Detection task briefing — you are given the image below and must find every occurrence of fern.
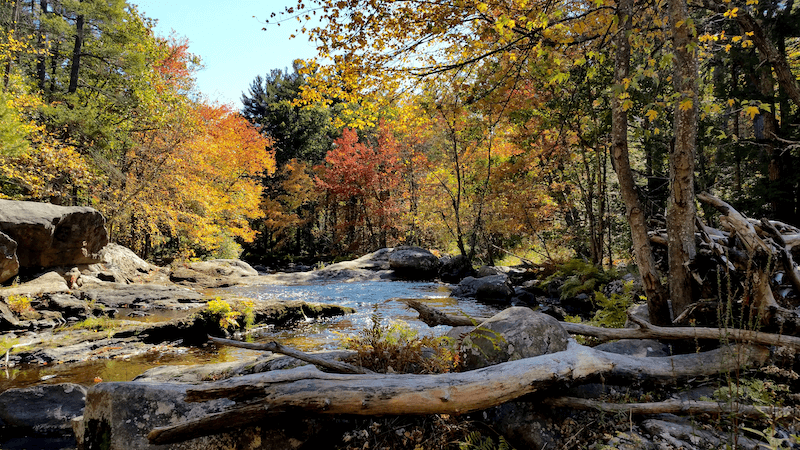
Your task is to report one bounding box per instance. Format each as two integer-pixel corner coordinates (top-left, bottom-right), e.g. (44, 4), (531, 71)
(459, 431), (514, 450)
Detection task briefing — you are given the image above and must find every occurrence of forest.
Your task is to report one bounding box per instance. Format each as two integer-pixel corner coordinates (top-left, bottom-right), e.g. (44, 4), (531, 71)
(1, 0), (800, 329)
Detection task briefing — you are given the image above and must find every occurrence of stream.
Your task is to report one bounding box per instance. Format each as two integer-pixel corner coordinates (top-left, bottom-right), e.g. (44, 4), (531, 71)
(0, 280), (502, 391)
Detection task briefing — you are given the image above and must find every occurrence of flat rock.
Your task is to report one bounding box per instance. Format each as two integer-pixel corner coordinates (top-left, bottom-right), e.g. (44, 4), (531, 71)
(594, 339), (671, 357)
(77, 282), (204, 309)
(0, 199), (108, 269)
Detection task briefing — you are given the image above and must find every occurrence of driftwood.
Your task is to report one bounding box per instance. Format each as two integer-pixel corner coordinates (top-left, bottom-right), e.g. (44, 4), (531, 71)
(403, 300), (800, 350)
(208, 336), (373, 374)
(544, 397), (798, 420)
(148, 341), (769, 445)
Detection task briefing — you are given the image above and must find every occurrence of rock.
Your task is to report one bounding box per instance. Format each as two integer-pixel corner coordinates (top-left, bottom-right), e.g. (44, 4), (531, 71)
(388, 246), (440, 279)
(186, 260), (258, 278)
(77, 381), (328, 449)
(594, 339), (671, 357)
(39, 293), (94, 319)
(0, 199), (108, 269)
(438, 254), (474, 283)
(476, 265), (505, 277)
(0, 231), (19, 284)
(0, 383), (87, 436)
(0, 271), (70, 299)
(77, 282), (204, 310)
(450, 274), (514, 301)
(0, 299), (20, 330)
(84, 243), (158, 284)
(481, 401), (561, 450)
(170, 260), (259, 288)
(625, 303), (650, 328)
(451, 307), (570, 370)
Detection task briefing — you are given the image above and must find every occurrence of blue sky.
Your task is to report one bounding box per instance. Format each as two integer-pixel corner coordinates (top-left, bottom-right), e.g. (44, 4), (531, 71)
(131, 0), (319, 107)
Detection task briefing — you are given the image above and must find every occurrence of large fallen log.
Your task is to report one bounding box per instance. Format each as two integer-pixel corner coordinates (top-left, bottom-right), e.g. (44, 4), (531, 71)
(403, 300), (800, 350)
(147, 342), (769, 445)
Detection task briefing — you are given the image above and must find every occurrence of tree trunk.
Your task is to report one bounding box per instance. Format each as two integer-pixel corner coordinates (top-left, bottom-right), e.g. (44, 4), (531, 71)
(610, 0), (670, 325)
(148, 342), (770, 445)
(666, 0), (699, 319)
(68, 12), (84, 94)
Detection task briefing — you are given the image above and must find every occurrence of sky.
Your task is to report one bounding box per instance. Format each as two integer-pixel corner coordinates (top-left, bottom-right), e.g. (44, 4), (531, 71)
(131, 0), (320, 108)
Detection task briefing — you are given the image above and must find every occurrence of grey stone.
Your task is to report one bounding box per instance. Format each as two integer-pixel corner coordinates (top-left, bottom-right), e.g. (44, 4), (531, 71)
(0, 383), (87, 435)
(0, 199), (108, 269)
(438, 254), (474, 283)
(451, 274), (514, 300)
(77, 283), (204, 309)
(455, 307), (570, 369)
(0, 230), (19, 284)
(388, 246), (440, 279)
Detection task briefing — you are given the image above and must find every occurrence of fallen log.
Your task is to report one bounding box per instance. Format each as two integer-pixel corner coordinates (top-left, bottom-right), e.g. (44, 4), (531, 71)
(545, 397), (797, 420)
(208, 336), (373, 374)
(148, 342), (769, 445)
(403, 300), (800, 350)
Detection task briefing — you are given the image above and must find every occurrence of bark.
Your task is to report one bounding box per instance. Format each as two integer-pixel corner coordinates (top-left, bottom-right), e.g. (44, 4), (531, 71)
(148, 342), (769, 445)
(209, 336), (373, 374)
(544, 397), (798, 419)
(68, 12), (84, 94)
(666, 0), (699, 319)
(402, 300), (800, 350)
(611, 0), (670, 325)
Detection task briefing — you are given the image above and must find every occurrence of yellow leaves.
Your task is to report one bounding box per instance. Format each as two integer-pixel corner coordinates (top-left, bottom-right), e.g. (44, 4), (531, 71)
(723, 7), (739, 18)
(679, 98), (694, 111)
(744, 105), (760, 120)
(645, 109), (659, 121)
(476, 2), (488, 13)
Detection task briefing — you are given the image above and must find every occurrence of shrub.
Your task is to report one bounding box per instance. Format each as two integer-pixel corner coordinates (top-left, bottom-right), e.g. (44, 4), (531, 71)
(341, 307), (457, 374)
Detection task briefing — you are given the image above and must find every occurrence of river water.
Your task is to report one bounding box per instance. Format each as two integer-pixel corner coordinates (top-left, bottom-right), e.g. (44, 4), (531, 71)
(1, 280), (501, 391)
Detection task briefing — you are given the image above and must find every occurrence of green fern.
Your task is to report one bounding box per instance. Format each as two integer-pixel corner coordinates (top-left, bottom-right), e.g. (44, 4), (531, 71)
(459, 431), (514, 450)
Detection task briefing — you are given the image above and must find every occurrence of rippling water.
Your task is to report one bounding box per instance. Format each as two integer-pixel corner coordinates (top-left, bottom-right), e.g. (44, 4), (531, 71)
(225, 280), (503, 351)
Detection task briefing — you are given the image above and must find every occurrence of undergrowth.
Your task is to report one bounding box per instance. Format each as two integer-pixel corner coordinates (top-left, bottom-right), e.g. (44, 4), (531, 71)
(340, 306), (457, 374)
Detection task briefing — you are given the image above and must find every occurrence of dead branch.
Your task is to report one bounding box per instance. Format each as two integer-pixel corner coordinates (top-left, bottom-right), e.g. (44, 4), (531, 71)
(403, 300), (800, 350)
(148, 342), (769, 445)
(759, 218), (800, 294)
(209, 336), (373, 375)
(545, 397), (798, 420)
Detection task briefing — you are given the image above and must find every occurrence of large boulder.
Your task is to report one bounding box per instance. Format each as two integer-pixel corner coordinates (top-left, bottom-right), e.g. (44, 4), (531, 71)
(0, 199), (108, 270)
(388, 246), (440, 279)
(451, 274), (514, 301)
(438, 254), (474, 283)
(86, 243), (159, 283)
(0, 231), (19, 283)
(0, 383), (87, 436)
(450, 306), (570, 370)
(170, 259), (259, 289)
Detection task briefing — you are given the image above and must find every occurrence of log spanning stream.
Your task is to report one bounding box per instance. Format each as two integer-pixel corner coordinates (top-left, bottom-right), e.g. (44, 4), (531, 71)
(0, 281), (502, 391)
